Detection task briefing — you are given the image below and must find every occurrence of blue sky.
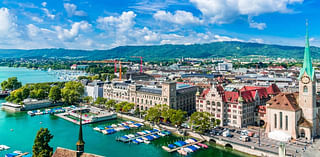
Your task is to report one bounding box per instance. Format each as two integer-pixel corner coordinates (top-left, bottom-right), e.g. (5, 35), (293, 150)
(0, 0), (319, 49)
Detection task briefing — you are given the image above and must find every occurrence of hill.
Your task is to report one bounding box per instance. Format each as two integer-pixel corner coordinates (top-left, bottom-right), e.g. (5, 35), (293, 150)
(0, 41), (318, 60)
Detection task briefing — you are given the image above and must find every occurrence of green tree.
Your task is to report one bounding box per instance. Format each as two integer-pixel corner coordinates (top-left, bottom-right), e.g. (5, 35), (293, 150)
(61, 81), (84, 105)
(37, 89), (47, 100)
(170, 109), (187, 127)
(49, 86), (61, 103)
(122, 103), (135, 112)
(105, 99), (116, 109)
(115, 101), (127, 112)
(83, 96), (93, 104)
(145, 105), (162, 124)
(1, 77), (22, 91)
(32, 128), (54, 157)
(94, 97), (106, 105)
(190, 112), (211, 133)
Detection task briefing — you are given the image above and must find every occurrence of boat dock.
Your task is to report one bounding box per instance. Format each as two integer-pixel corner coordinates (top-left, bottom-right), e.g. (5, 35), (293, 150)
(116, 129), (170, 143)
(162, 139), (205, 153)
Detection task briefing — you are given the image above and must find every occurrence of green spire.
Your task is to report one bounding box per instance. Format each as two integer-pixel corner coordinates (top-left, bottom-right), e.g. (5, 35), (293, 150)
(299, 20), (314, 80)
(76, 112), (85, 151)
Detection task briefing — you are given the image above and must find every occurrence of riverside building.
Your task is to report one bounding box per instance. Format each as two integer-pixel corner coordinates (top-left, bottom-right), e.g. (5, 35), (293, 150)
(103, 80), (197, 114)
(196, 83), (280, 128)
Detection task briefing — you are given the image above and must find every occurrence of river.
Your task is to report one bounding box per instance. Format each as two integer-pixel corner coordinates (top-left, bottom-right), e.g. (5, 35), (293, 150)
(0, 67), (249, 157)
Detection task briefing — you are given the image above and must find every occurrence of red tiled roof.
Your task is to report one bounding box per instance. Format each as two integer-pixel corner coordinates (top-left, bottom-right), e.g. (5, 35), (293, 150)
(52, 147), (103, 157)
(200, 88), (210, 98)
(267, 93), (301, 111)
(266, 84), (281, 95)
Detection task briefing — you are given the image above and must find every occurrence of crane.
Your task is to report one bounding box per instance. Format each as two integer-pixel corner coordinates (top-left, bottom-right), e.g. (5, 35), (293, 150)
(131, 56), (144, 73)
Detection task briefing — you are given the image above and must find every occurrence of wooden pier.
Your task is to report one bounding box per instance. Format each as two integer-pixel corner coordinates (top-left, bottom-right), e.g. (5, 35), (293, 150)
(162, 140), (205, 153)
(117, 130), (163, 142)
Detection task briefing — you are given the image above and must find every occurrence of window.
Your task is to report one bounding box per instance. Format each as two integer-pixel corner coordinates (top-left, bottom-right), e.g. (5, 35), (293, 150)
(274, 114), (277, 128)
(285, 115), (288, 130)
(212, 101), (215, 106)
(304, 85), (308, 93)
(280, 112), (283, 129)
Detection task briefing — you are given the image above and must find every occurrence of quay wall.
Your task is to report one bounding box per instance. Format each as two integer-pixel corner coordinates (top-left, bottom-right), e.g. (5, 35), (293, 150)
(117, 113), (279, 157)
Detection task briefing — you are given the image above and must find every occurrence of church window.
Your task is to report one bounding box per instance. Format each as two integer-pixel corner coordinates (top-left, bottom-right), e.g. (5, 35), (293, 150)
(280, 112), (283, 129)
(274, 114), (277, 128)
(285, 115), (288, 130)
(303, 85), (308, 93)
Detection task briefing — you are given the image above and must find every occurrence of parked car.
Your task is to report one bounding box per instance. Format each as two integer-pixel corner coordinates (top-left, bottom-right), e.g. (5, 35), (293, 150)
(236, 130), (242, 134)
(241, 130), (248, 136)
(248, 132), (254, 137)
(229, 129), (236, 132)
(239, 135), (250, 142)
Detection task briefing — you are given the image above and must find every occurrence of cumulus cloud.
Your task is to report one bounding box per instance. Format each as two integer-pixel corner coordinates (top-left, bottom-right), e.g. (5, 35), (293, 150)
(97, 11), (136, 33)
(0, 8), (19, 38)
(190, 0), (303, 24)
(55, 21), (91, 41)
(64, 3), (87, 17)
(153, 10), (202, 25)
(31, 16), (43, 23)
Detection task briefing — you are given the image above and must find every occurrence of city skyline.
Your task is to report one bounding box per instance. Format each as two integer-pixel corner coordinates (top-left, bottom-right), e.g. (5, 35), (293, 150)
(0, 0), (320, 49)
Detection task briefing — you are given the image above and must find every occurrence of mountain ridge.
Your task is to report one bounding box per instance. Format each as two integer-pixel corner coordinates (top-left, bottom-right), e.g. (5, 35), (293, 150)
(0, 41), (318, 60)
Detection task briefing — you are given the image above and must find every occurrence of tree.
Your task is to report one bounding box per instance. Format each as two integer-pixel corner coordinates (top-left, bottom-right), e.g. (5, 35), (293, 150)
(105, 99), (116, 109)
(49, 86), (61, 103)
(83, 96), (93, 104)
(1, 77), (22, 91)
(94, 97), (106, 105)
(37, 89), (47, 100)
(145, 105), (162, 124)
(190, 112), (211, 133)
(122, 103), (134, 112)
(32, 128), (53, 157)
(61, 81), (84, 105)
(170, 109), (187, 127)
(115, 101), (127, 112)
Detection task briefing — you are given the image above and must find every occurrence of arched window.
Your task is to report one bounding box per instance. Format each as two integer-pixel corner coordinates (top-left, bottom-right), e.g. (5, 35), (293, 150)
(212, 101), (215, 106)
(304, 86), (308, 93)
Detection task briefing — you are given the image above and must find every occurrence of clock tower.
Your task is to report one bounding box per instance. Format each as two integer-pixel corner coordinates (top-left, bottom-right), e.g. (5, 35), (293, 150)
(298, 21), (317, 136)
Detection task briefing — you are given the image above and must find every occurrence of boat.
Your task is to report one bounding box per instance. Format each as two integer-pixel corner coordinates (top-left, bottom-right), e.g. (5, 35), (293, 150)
(27, 111), (35, 116)
(144, 140), (150, 144)
(136, 138), (143, 143)
(177, 149), (188, 156)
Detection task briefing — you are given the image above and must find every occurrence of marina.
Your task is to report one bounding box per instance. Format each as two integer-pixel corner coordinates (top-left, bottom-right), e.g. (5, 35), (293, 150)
(93, 121), (144, 134)
(162, 138), (207, 155)
(116, 129), (171, 143)
(0, 67), (249, 157)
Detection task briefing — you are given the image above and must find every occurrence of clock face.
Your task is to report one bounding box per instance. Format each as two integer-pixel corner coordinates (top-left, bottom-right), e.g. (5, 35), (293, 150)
(301, 76), (310, 84)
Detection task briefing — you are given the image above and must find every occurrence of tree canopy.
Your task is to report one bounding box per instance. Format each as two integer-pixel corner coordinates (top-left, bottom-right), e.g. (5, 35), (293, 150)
(32, 128), (54, 157)
(61, 81), (84, 105)
(1, 77), (22, 91)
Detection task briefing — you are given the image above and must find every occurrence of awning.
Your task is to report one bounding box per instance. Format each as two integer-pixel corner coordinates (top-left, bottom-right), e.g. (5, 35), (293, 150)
(268, 130), (291, 142)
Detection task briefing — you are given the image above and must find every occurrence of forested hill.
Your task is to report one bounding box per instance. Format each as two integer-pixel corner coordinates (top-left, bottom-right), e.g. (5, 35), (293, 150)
(0, 41), (319, 60)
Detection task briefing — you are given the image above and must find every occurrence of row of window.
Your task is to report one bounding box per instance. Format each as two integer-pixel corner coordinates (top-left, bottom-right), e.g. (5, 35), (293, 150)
(274, 112), (288, 130)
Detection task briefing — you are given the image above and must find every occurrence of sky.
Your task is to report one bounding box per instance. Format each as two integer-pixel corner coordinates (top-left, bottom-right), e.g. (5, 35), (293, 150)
(0, 0), (319, 50)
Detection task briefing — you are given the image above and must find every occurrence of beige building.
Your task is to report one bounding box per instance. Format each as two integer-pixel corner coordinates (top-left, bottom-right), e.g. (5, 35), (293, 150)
(103, 80), (197, 114)
(196, 84), (279, 128)
(266, 26), (320, 140)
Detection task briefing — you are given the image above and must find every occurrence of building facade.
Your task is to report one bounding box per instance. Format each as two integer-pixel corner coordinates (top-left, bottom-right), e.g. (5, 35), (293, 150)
(103, 81), (197, 114)
(196, 84), (280, 128)
(265, 25), (320, 140)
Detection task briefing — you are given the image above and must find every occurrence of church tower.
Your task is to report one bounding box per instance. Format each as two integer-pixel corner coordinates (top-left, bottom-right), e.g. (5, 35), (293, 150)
(76, 112), (85, 157)
(298, 21), (317, 136)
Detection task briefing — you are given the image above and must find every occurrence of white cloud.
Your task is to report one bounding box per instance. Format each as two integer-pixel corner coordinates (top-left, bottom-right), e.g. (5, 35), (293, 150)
(190, 0), (303, 24)
(41, 2), (47, 7)
(27, 24), (39, 37)
(0, 8), (19, 38)
(31, 16), (43, 23)
(41, 8), (55, 19)
(64, 3), (87, 17)
(250, 38), (264, 43)
(97, 11), (136, 33)
(54, 21), (91, 41)
(153, 10), (202, 25)
(248, 17), (266, 30)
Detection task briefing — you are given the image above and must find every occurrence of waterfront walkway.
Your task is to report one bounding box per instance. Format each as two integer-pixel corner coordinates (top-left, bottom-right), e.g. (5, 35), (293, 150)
(162, 140), (205, 153)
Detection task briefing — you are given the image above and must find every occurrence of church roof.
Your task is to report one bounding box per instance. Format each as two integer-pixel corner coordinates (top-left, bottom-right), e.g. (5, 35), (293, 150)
(299, 21), (315, 80)
(267, 93), (301, 111)
(298, 117), (313, 128)
(52, 147), (103, 157)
